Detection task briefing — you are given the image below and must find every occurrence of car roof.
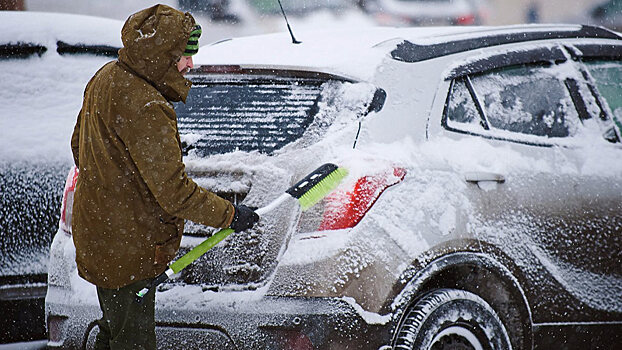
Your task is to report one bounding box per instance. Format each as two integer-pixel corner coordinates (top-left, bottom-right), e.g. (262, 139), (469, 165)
(195, 24), (621, 80)
(0, 11), (122, 49)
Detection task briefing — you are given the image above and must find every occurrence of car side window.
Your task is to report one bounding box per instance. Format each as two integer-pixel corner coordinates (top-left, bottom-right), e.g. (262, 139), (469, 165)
(583, 59), (622, 125)
(470, 64), (579, 138)
(445, 63), (583, 143)
(446, 78), (483, 130)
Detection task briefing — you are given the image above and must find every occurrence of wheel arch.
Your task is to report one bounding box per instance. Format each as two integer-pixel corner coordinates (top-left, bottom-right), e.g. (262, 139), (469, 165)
(388, 252), (534, 350)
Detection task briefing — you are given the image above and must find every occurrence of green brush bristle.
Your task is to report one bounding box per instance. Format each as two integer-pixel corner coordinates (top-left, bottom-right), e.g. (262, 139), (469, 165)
(298, 167), (348, 210)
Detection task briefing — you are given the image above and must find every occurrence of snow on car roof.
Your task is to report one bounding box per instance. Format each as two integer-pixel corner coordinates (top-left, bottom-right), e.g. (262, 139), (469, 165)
(0, 11), (122, 48)
(0, 12), (122, 163)
(195, 24), (586, 80)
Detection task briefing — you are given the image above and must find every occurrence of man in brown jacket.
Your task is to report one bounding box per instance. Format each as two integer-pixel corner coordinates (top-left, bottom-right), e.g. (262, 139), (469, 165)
(70, 5), (258, 349)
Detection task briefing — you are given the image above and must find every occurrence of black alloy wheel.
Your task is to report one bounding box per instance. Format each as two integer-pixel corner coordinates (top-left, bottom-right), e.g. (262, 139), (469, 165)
(393, 289), (512, 350)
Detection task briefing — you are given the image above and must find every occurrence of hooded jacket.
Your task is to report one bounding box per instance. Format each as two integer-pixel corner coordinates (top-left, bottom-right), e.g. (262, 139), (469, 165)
(71, 4), (234, 289)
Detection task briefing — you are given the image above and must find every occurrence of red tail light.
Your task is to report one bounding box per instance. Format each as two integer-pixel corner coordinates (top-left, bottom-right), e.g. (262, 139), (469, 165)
(455, 14), (476, 25)
(60, 166), (78, 235)
(282, 331), (313, 350)
(318, 166), (406, 231)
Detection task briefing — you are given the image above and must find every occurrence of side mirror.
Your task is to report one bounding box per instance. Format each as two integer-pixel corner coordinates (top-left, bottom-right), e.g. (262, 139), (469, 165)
(368, 88), (387, 113)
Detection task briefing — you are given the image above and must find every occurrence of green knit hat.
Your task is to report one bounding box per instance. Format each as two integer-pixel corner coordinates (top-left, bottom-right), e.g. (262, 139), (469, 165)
(183, 25), (201, 56)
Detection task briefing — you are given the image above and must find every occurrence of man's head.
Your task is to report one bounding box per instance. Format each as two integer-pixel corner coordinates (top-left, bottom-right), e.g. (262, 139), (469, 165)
(178, 25), (201, 75)
(118, 4), (200, 102)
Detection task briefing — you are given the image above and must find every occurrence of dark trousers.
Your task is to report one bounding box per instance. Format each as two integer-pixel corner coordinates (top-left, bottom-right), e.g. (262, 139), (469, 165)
(94, 278), (156, 350)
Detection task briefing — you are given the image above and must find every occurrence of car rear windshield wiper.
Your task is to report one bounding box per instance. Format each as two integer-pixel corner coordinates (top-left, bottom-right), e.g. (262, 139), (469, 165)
(56, 41), (119, 58)
(0, 42), (47, 59)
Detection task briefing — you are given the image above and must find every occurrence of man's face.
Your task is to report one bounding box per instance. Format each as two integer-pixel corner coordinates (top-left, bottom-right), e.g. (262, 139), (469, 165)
(177, 56), (194, 75)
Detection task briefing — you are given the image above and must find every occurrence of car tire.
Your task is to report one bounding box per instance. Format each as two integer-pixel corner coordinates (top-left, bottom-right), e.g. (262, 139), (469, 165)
(393, 288), (512, 350)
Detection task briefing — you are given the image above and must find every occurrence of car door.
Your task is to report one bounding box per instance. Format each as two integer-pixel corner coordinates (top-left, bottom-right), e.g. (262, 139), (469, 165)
(431, 43), (622, 324)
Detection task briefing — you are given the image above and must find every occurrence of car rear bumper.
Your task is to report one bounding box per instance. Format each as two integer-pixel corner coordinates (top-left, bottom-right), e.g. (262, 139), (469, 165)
(1, 276), (48, 343)
(0, 282), (46, 301)
(46, 284), (392, 349)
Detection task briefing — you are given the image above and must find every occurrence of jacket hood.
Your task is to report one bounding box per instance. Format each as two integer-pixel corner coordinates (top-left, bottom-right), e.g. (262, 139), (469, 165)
(118, 4), (195, 102)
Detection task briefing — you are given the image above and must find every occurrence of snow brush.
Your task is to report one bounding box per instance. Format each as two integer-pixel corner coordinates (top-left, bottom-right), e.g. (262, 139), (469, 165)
(135, 163), (347, 303)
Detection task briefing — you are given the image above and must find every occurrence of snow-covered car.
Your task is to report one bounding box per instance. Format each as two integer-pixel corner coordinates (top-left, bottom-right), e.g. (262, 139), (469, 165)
(362, 0), (489, 26)
(247, 0), (352, 17)
(0, 11), (121, 344)
(46, 24), (622, 349)
(178, 0), (239, 22)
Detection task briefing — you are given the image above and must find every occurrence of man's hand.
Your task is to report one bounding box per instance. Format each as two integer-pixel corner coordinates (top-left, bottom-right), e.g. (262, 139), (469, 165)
(230, 205), (260, 233)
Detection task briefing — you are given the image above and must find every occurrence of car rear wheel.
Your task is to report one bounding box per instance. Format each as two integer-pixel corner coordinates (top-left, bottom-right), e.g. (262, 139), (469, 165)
(393, 289), (512, 350)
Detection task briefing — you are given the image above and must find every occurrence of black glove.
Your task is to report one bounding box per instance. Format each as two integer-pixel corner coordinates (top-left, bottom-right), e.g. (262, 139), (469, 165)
(230, 205), (259, 233)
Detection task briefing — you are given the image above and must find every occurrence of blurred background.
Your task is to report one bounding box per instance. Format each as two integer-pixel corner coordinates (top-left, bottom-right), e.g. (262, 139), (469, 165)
(0, 0), (620, 43)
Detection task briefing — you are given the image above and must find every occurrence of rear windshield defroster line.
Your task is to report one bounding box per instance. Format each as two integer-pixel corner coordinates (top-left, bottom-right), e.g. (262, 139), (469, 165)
(175, 77), (325, 156)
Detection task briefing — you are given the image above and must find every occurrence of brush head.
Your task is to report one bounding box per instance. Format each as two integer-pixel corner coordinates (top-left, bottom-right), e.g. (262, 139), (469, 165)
(295, 166), (348, 211)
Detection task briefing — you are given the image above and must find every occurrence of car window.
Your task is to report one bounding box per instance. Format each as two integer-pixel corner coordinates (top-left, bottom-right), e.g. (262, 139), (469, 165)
(583, 59), (622, 129)
(176, 77), (323, 156)
(445, 78), (485, 132)
(471, 64), (580, 138)
(445, 63), (583, 142)
(176, 74), (379, 157)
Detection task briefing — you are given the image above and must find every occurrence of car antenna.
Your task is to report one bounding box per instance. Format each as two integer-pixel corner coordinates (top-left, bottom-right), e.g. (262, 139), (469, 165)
(276, 0), (301, 44)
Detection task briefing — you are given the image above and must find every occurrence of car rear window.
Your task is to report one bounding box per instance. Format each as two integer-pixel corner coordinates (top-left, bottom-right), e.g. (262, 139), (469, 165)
(175, 76), (325, 156)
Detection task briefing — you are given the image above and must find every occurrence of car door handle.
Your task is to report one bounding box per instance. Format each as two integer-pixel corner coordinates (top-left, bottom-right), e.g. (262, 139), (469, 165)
(464, 172), (505, 184)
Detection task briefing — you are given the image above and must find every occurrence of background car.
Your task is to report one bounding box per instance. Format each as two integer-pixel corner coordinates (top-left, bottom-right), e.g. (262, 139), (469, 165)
(178, 0), (240, 22)
(46, 24), (621, 349)
(247, 0), (352, 16)
(0, 11), (121, 343)
(360, 0), (490, 26)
